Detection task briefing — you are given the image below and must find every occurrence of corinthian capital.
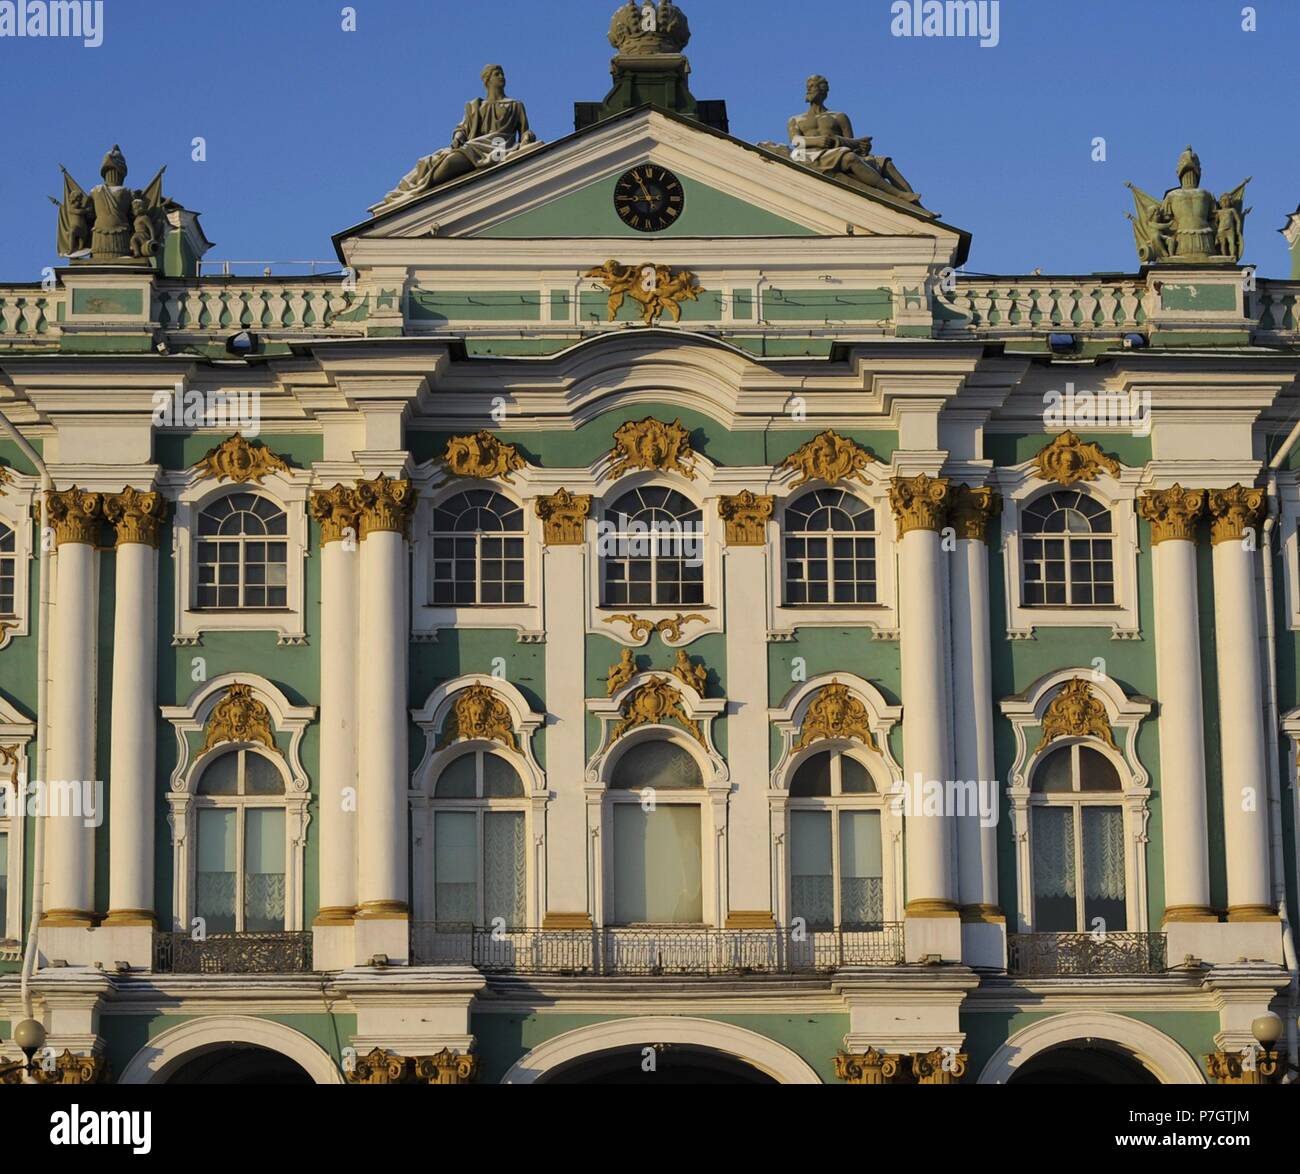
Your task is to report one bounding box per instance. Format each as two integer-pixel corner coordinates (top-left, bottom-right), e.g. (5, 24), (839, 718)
(310, 484), (362, 546)
(1207, 484), (1265, 547)
(104, 487), (169, 548)
(354, 475), (416, 539)
(888, 473), (949, 536)
(1138, 484), (1205, 544)
(948, 485), (1001, 543)
(45, 487), (104, 546)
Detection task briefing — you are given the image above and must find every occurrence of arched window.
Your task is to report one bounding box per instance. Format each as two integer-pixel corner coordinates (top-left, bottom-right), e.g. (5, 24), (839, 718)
(608, 739), (703, 925)
(1022, 491), (1114, 607)
(196, 493), (289, 610)
(0, 523), (15, 616)
(1029, 744), (1125, 933)
(788, 748), (882, 930)
(194, 748), (288, 934)
(431, 490), (525, 606)
(603, 488), (704, 608)
(784, 490), (878, 605)
(432, 749), (527, 928)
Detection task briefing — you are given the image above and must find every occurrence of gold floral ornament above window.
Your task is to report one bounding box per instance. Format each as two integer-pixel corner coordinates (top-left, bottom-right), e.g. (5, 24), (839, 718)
(201, 683), (277, 755)
(441, 431), (526, 483)
(612, 677), (702, 744)
(192, 434), (293, 485)
(607, 417), (698, 481)
(437, 684), (519, 753)
(794, 679), (877, 752)
(777, 430), (878, 489)
(1032, 431), (1122, 486)
(1037, 678), (1118, 751)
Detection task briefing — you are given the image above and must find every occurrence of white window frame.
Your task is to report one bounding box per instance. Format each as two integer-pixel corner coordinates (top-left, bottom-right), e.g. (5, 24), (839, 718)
(0, 701), (35, 946)
(1275, 474), (1300, 631)
(0, 472), (35, 651)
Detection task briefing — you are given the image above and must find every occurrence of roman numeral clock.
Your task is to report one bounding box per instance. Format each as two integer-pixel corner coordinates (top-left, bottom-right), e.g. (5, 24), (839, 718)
(614, 165), (685, 231)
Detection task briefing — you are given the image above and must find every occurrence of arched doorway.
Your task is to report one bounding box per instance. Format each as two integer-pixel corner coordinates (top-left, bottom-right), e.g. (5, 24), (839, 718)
(541, 1044), (778, 1085)
(166, 1045), (315, 1085)
(1007, 1041), (1159, 1085)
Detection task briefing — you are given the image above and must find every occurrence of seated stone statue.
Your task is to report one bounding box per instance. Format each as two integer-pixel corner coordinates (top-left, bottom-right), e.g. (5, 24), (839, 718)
(374, 65), (540, 213)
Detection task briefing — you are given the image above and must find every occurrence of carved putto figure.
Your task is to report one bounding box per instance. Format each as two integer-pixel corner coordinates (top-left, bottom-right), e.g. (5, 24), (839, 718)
(585, 260), (703, 325)
(608, 1), (691, 56)
(375, 65), (541, 213)
(671, 649), (708, 695)
(607, 648), (637, 696)
(1127, 146), (1251, 264)
(54, 145), (173, 262)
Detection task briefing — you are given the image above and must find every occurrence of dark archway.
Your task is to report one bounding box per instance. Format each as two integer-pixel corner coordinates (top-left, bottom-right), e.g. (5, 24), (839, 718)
(166, 1045), (315, 1085)
(541, 1045), (778, 1085)
(1009, 1041), (1160, 1085)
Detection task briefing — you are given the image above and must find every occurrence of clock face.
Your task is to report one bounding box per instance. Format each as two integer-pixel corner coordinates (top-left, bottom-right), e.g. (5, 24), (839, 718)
(614, 165), (685, 232)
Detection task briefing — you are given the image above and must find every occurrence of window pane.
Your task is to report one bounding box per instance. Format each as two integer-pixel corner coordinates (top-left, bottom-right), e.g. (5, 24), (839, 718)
(244, 753), (284, 795)
(1031, 748), (1073, 793)
(610, 741), (703, 791)
(435, 811), (477, 925)
(0, 831), (7, 938)
(196, 809), (237, 934)
(1078, 747), (1122, 792)
(612, 805), (702, 924)
(197, 753), (239, 796)
(790, 752), (832, 798)
(483, 755), (525, 798)
(244, 808), (286, 932)
(484, 812), (526, 928)
(840, 756), (873, 794)
(1082, 806), (1127, 932)
(840, 811), (884, 927)
(1031, 806), (1078, 931)
(790, 810), (833, 930)
(435, 755), (477, 799)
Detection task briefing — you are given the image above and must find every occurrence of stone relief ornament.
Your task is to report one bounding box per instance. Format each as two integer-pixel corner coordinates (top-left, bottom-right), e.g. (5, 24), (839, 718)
(1127, 147), (1251, 264)
(794, 679), (877, 752)
(344, 1048), (409, 1086)
(0, 463), (12, 494)
(718, 490), (774, 546)
(607, 417), (698, 480)
(888, 473), (950, 536)
(1037, 678), (1118, 752)
(948, 485), (1001, 543)
(309, 485), (363, 546)
(192, 434), (293, 485)
(104, 487), (168, 548)
(607, 647), (637, 696)
(777, 430), (878, 489)
(612, 677), (702, 744)
(535, 488), (592, 545)
(412, 1050), (480, 1085)
(441, 431), (527, 483)
(670, 648), (708, 694)
(437, 684), (520, 753)
(1207, 484), (1266, 546)
(53, 145), (176, 263)
(374, 65), (541, 213)
(45, 488), (104, 546)
(834, 1049), (907, 1086)
(30, 1050), (110, 1086)
(1032, 431), (1121, 486)
(354, 475), (417, 539)
(604, 612), (709, 645)
(1138, 484), (1206, 544)
(201, 683), (278, 755)
(585, 260), (704, 325)
(608, 0), (691, 56)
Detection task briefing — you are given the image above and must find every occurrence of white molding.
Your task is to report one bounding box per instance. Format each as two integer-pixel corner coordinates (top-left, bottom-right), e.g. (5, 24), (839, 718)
(0, 472), (35, 650)
(0, 696), (35, 944)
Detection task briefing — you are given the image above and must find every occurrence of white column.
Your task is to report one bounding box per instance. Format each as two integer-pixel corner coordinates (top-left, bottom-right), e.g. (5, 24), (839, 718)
(1209, 486), (1274, 920)
(104, 489), (164, 927)
(1141, 487), (1215, 922)
(44, 489), (101, 926)
(313, 488), (360, 925)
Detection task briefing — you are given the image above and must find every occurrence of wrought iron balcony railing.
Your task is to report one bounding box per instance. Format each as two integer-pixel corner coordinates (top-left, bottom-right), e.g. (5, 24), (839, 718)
(409, 924), (905, 976)
(1006, 932), (1167, 977)
(153, 931), (314, 975)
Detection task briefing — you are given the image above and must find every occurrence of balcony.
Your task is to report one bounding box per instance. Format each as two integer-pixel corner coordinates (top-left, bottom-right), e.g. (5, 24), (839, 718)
(409, 924), (905, 976)
(1007, 932), (1167, 977)
(153, 931), (314, 975)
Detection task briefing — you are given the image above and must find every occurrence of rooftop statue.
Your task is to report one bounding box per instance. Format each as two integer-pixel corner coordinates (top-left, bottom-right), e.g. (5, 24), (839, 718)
(759, 76), (928, 213)
(609, 0), (691, 56)
(373, 64), (541, 214)
(1126, 146), (1251, 264)
(53, 145), (172, 263)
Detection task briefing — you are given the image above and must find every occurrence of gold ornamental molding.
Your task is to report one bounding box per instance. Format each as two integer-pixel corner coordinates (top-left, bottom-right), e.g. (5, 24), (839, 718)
(104, 487), (168, 548)
(309, 484), (362, 546)
(670, 648), (708, 694)
(192, 433), (293, 484)
(1037, 678), (1118, 752)
(717, 490), (774, 546)
(412, 1050), (480, 1086)
(344, 1049), (478, 1085)
(888, 473), (949, 536)
(345, 1048), (409, 1086)
(1204, 1050), (1280, 1086)
(437, 684), (520, 753)
(834, 1049), (908, 1086)
(30, 1051), (111, 1085)
(0, 462), (12, 495)
(604, 612), (708, 645)
(606, 648), (637, 697)
(911, 1049), (968, 1085)
(354, 475), (416, 539)
(441, 431), (526, 483)
(607, 417), (698, 481)
(794, 680), (877, 752)
(612, 677), (702, 744)
(585, 260), (704, 326)
(1207, 484), (1266, 546)
(201, 683), (278, 755)
(1032, 431), (1122, 486)
(778, 430), (878, 489)
(1138, 484), (1206, 545)
(45, 487), (104, 547)
(948, 485), (1001, 543)
(535, 488), (592, 545)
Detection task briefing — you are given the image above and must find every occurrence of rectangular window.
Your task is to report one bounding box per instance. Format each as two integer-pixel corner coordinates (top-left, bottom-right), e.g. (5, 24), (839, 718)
(484, 811), (526, 928)
(1082, 806), (1126, 932)
(244, 808), (286, 932)
(435, 811), (477, 925)
(0, 524), (15, 615)
(1031, 806), (1078, 931)
(790, 810), (833, 929)
(839, 810), (883, 927)
(196, 808), (237, 934)
(612, 804), (702, 924)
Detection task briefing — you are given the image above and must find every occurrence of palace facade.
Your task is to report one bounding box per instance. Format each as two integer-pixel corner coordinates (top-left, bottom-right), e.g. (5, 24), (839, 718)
(2, 4), (1300, 1085)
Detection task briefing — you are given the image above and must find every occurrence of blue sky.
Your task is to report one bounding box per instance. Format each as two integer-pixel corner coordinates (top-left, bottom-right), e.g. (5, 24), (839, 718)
(0, 0), (1295, 279)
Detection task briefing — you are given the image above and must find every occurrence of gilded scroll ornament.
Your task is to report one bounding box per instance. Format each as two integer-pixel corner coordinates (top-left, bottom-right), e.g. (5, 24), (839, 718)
(1032, 431), (1121, 486)
(612, 677), (702, 744)
(607, 647), (637, 696)
(778, 431), (878, 489)
(671, 648), (708, 694)
(201, 683), (277, 755)
(310, 485), (362, 546)
(191, 434), (293, 484)
(345, 1048), (409, 1085)
(536, 488), (592, 545)
(585, 260), (703, 325)
(354, 475), (416, 539)
(30, 1050), (110, 1086)
(607, 417), (697, 481)
(437, 684), (519, 753)
(45, 487), (103, 546)
(948, 485), (1001, 543)
(104, 487), (168, 548)
(413, 1050), (480, 1085)
(834, 1049), (907, 1086)
(912, 1049), (968, 1085)
(1037, 678), (1118, 752)
(442, 431), (526, 483)
(717, 490), (774, 545)
(888, 474), (949, 536)
(1207, 484), (1265, 546)
(1204, 1049), (1279, 1086)
(794, 679), (876, 751)
(0, 463), (12, 495)
(1138, 484), (1205, 544)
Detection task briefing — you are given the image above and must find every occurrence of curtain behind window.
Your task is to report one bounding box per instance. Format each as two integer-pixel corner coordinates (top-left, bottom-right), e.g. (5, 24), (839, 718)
(196, 808), (237, 933)
(244, 808), (286, 932)
(612, 805), (702, 924)
(484, 811), (526, 928)
(1031, 806), (1077, 931)
(839, 811), (883, 927)
(1083, 806), (1126, 931)
(435, 811), (477, 925)
(790, 811), (833, 929)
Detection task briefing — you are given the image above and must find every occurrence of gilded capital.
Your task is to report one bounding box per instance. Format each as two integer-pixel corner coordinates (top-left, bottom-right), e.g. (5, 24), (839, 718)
(888, 473), (949, 536)
(535, 488), (592, 545)
(310, 484), (362, 546)
(834, 1049), (907, 1086)
(412, 1050), (480, 1085)
(1138, 484), (1205, 544)
(718, 490), (774, 546)
(911, 1049), (968, 1085)
(948, 485), (1001, 542)
(354, 475), (416, 539)
(45, 487), (104, 546)
(1207, 484), (1265, 546)
(104, 487), (168, 548)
